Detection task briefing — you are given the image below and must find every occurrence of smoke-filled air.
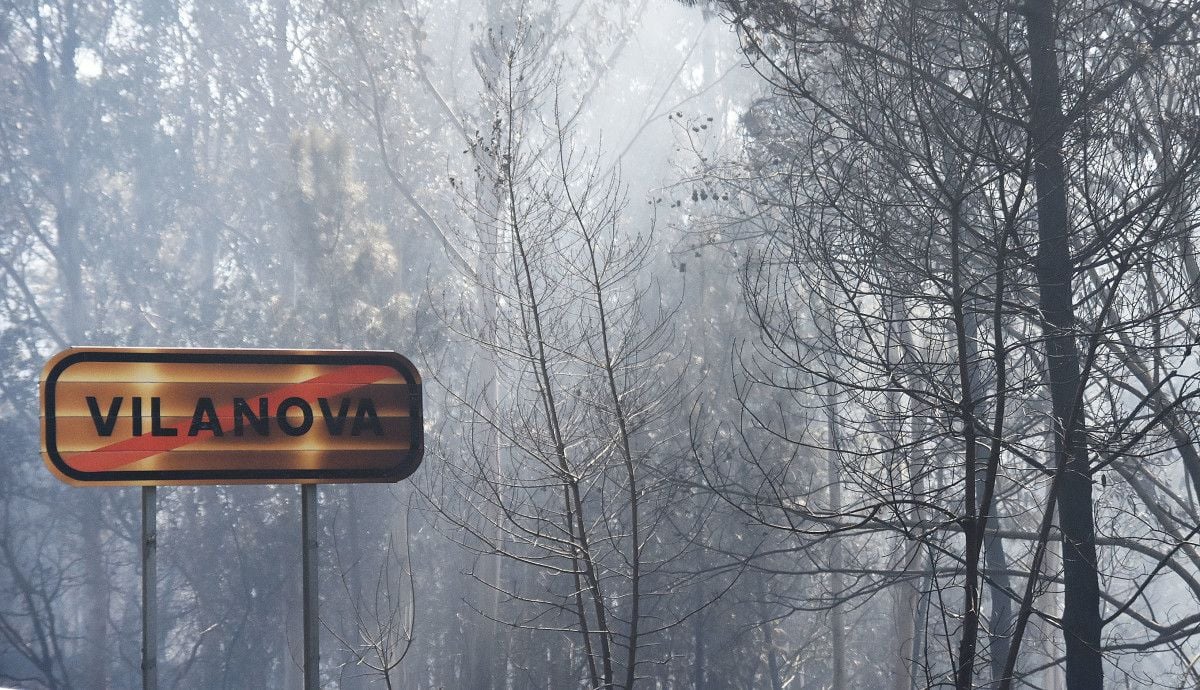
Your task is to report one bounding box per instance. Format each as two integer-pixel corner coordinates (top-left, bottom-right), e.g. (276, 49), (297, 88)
(3, 0), (1200, 688)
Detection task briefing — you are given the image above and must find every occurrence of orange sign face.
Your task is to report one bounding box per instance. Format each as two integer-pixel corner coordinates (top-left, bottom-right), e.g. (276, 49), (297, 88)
(40, 348), (423, 486)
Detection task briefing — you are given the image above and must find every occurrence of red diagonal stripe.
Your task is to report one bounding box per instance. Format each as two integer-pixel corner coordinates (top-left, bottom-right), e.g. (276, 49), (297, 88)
(64, 365), (401, 473)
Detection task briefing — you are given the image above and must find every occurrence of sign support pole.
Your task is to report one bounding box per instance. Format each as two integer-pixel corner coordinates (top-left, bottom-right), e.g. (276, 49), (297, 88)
(141, 485), (157, 690)
(302, 484), (319, 690)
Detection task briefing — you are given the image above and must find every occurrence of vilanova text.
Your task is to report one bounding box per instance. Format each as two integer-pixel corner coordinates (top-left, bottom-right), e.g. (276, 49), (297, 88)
(85, 396), (386, 437)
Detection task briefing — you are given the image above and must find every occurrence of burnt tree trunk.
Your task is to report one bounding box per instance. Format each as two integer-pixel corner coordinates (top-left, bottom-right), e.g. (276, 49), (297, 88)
(1024, 2), (1104, 687)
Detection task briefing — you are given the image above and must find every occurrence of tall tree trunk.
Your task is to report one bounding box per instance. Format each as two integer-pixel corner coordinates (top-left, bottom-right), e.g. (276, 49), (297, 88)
(469, 4), (520, 686)
(64, 234), (108, 690)
(79, 494), (108, 689)
(892, 543), (921, 690)
(1041, 575), (1066, 688)
(984, 532), (1014, 687)
(949, 200), (983, 690)
(53, 41), (110, 677)
(894, 298), (926, 690)
(817, 277), (848, 688)
(761, 614), (783, 690)
(963, 300), (1014, 689)
(1024, 2), (1104, 687)
(271, 0), (297, 307)
(345, 489), (367, 690)
(826, 382), (846, 689)
(912, 554), (934, 690)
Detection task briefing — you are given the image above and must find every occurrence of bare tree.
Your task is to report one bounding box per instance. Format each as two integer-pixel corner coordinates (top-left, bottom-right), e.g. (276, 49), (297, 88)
(412, 16), (707, 687)
(689, 0), (1200, 687)
(327, 511), (417, 690)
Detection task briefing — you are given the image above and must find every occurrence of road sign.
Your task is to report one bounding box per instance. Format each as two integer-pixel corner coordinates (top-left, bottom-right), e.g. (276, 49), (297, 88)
(41, 347), (423, 485)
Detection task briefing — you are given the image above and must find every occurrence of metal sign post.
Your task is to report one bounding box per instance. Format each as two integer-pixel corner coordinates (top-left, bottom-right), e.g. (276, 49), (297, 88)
(302, 484), (319, 690)
(142, 485), (157, 690)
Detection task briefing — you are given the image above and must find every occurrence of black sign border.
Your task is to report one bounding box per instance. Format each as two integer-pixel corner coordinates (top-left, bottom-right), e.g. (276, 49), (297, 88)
(42, 349), (423, 485)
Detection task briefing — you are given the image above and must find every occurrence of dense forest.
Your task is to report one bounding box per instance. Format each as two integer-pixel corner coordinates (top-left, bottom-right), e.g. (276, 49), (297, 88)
(3, 0), (1200, 687)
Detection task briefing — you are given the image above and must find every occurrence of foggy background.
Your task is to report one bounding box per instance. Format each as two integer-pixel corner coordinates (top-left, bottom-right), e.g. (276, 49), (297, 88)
(3, 0), (1200, 688)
